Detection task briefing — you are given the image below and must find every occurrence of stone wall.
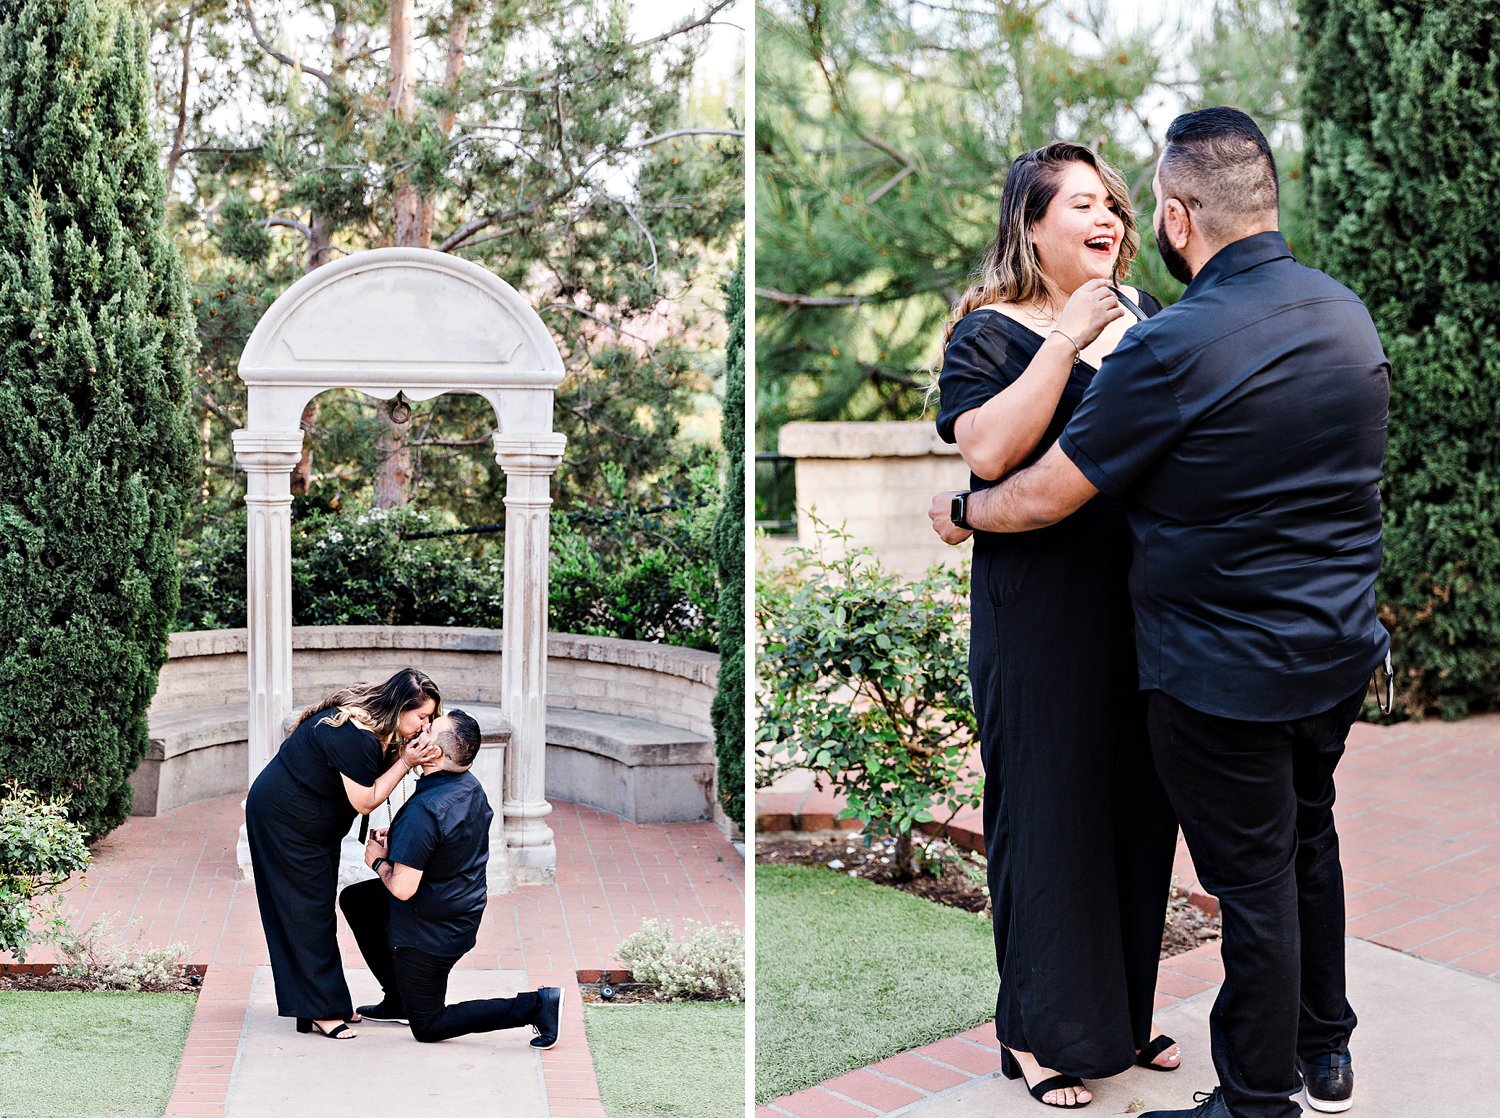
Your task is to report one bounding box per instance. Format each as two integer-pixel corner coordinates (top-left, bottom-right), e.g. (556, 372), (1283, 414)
(134, 627), (721, 824)
(777, 421), (972, 580)
(155, 626), (716, 728)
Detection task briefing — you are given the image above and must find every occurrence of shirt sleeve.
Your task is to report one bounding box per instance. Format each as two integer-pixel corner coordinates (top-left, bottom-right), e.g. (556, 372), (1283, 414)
(388, 802), (440, 871)
(1058, 328), (1185, 496)
(934, 314), (1028, 443)
(319, 720), (382, 786)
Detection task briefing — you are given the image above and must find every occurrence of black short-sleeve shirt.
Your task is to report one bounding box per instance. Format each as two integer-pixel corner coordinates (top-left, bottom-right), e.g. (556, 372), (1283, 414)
(1058, 232), (1390, 720)
(386, 769), (492, 958)
(277, 710), (382, 808)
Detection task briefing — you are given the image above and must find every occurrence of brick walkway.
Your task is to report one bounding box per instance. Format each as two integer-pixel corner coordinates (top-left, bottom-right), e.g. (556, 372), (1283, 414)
(19, 794), (743, 1118)
(756, 713), (1500, 1115)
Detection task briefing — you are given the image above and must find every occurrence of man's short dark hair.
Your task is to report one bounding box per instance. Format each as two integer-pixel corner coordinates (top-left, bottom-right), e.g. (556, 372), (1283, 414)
(1160, 106), (1279, 244)
(436, 709), (482, 768)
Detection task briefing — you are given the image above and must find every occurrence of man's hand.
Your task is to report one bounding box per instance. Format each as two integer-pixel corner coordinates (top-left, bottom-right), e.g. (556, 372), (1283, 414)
(364, 828), (389, 869)
(929, 492), (973, 545)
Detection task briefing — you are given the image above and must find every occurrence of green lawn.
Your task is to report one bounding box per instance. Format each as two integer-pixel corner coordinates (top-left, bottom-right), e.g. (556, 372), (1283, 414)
(755, 863), (998, 1102)
(585, 1001), (744, 1118)
(0, 989), (195, 1118)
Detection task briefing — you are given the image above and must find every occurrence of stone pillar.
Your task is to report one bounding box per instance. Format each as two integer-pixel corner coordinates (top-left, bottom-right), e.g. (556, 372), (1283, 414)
(493, 432), (566, 884)
(231, 430), (305, 784)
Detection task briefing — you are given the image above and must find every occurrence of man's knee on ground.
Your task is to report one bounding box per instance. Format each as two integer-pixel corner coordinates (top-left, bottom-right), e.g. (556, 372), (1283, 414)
(408, 1015), (445, 1043)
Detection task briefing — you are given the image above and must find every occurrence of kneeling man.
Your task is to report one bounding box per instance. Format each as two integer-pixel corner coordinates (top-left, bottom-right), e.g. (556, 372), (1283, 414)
(339, 709), (564, 1047)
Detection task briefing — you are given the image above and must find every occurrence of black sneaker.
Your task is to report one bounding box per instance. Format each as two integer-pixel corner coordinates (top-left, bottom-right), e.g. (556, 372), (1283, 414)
(355, 999), (409, 1025)
(1299, 1049), (1354, 1113)
(1140, 1088), (1232, 1118)
(530, 986), (565, 1049)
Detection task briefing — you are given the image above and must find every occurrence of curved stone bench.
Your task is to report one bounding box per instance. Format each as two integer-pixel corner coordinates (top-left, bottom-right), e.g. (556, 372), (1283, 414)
(131, 626), (719, 825)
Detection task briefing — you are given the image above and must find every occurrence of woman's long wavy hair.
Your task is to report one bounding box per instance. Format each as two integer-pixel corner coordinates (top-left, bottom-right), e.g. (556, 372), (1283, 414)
(295, 667), (443, 749)
(939, 141), (1139, 353)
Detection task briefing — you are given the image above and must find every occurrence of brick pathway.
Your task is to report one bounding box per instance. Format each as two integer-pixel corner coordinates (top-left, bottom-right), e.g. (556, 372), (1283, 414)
(756, 713), (1500, 1115)
(18, 794), (744, 1118)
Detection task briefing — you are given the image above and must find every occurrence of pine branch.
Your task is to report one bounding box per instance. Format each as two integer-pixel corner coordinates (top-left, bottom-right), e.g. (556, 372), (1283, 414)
(617, 128), (745, 152)
(480, 0), (736, 97)
(756, 288), (871, 307)
(256, 214), (315, 243)
(243, 0), (333, 88)
(195, 389), (244, 432)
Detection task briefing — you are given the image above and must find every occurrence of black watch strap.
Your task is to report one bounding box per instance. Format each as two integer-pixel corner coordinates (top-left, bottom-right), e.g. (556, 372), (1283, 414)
(951, 490), (973, 531)
(372, 857), (386, 873)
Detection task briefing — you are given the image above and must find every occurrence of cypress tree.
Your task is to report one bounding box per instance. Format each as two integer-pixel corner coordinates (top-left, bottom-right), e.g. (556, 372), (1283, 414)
(710, 246), (745, 827)
(0, 0), (196, 835)
(1299, 0), (1500, 717)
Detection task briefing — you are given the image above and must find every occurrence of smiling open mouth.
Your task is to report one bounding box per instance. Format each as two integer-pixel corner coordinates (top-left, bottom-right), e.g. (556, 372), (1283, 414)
(1085, 236), (1114, 253)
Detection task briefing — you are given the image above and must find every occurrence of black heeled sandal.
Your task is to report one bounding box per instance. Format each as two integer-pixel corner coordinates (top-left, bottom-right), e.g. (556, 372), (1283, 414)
(296, 1017), (356, 1039)
(1135, 1034), (1181, 1072)
(1000, 1046), (1091, 1109)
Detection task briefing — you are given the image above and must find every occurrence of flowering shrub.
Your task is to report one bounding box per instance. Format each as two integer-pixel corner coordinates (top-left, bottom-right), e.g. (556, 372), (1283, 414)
(756, 527), (980, 880)
(614, 918), (745, 1002)
(0, 785), (91, 962)
(51, 915), (190, 993)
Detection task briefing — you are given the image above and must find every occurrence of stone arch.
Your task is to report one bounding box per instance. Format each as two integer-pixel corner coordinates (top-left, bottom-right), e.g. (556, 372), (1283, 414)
(232, 247), (567, 887)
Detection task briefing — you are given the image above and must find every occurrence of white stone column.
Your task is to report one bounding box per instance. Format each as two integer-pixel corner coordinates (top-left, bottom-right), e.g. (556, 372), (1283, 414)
(494, 431), (566, 884)
(232, 430), (305, 785)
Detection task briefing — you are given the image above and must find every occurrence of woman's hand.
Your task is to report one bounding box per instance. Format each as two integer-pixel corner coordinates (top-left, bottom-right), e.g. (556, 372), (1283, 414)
(398, 727), (443, 770)
(1055, 278), (1125, 351)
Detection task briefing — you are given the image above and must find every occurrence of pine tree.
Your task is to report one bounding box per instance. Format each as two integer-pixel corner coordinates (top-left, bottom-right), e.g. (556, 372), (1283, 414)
(710, 243), (744, 826)
(0, 0), (197, 837)
(754, 0), (1310, 477)
(1299, 0), (1500, 717)
(755, 0), (1166, 446)
(149, 0), (743, 520)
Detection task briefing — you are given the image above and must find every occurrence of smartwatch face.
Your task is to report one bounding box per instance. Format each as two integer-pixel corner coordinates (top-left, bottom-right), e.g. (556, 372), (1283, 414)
(951, 493), (967, 529)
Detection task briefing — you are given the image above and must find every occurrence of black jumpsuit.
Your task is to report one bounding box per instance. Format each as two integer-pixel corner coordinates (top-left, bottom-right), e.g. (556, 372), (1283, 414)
(245, 710), (381, 1020)
(936, 306), (1179, 1078)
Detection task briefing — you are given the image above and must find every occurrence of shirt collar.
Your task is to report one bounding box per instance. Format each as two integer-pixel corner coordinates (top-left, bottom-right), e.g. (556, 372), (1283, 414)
(1184, 230), (1293, 297)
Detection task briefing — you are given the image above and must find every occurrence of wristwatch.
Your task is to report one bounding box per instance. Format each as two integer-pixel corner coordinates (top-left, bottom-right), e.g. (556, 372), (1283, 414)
(372, 857), (387, 873)
(950, 490), (973, 531)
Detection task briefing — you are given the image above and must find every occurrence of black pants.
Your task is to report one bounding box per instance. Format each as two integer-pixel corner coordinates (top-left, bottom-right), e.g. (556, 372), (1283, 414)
(339, 879), (541, 1042)
(1147, 688), (1363, 1118)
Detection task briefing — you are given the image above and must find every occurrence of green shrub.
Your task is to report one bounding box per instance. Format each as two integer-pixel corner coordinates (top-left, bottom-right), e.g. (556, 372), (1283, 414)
(550, 461), (721, 651)
(615, 918), (745, 1002)
(0, 0), (197, 838)
(711, 246), (747, 827)
(1299, 0), (1500, 718)
(755, 530), (980, 879)
(177, 473), (721, 650)
(0, 786), (91, 962)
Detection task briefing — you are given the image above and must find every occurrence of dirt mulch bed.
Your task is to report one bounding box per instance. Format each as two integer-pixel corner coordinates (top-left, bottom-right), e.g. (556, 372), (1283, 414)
(757, 834), (1220, 959)
(578, 981), (743, 1005)
(579, 981), (660, 1004)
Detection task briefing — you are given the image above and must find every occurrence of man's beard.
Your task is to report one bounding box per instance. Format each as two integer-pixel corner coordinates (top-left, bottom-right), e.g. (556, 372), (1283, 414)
(1154, 213), (1194, 285)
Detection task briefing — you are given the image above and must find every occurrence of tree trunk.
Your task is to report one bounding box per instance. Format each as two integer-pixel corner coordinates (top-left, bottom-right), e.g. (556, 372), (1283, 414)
(376, 0), (421, 507)
(389, 0), (423, 248)
(289, 209), (336, 495)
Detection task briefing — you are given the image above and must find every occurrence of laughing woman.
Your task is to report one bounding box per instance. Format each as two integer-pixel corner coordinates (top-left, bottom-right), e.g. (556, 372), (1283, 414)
(933, 142), (1180, 1109)
(244, 667), (444, 1040)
